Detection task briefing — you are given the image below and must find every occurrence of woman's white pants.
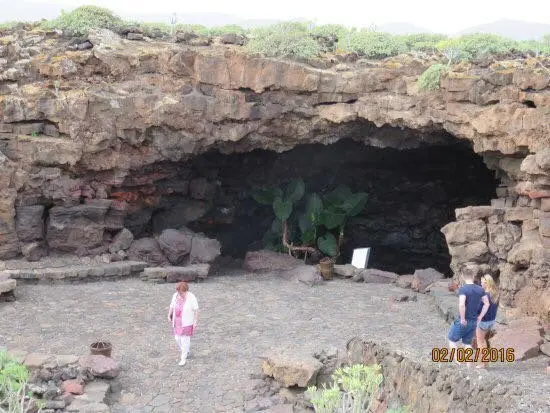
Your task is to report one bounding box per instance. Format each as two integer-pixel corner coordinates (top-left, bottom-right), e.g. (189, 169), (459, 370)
(175, 335), (190, 360)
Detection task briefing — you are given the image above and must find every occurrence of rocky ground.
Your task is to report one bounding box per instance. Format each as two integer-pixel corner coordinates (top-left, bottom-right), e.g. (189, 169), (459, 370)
(0, 272), (549, 413)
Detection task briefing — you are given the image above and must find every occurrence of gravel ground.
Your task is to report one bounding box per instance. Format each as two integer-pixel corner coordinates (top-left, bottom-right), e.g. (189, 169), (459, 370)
(0, 273), (548, 412)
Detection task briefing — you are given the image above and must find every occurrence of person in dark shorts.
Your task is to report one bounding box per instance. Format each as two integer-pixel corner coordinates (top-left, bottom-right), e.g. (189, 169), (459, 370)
(448, 273), (490, 359)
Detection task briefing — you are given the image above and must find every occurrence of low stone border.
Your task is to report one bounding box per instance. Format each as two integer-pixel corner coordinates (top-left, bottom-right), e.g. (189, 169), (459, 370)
(0, 261), (148, 283)
(141, 264), (210, 283)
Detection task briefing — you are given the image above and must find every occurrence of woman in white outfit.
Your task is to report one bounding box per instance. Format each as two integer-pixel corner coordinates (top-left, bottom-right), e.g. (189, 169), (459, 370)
(167, 281), (199, 366)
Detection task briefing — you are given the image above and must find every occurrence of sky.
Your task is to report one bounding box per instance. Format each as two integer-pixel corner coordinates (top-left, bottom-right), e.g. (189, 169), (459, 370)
(10, 0), (550, 33)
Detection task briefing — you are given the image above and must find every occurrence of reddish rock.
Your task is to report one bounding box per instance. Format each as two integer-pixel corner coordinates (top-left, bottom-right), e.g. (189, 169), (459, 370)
(79, 355), (120, 379)
(491, 317), (543, 360)
(61, 379), (84, 395)
(448, 281), (459, 292)
(411, 268), (445, 293)
(360, 269), (398, 284)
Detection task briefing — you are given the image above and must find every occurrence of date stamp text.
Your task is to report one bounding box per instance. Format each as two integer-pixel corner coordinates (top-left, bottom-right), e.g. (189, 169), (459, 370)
(431, 347), (515, 363)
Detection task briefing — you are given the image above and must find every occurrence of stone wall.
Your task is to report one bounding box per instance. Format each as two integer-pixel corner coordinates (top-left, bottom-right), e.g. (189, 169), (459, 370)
(1, 28), (550, 319)
(442, 204), (550, 321)
(345, 338), (548, 413)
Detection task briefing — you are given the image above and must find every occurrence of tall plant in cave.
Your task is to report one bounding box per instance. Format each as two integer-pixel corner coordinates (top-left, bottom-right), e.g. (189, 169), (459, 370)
(252, 179), (368, 259)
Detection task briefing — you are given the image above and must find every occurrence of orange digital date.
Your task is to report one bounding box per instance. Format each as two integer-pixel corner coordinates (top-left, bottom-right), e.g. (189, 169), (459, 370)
(431, 347), (515, 363)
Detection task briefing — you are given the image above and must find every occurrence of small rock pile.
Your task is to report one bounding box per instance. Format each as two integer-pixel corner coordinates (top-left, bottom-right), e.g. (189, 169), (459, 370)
(136, 227), (221, 283)
(0, 275), (16, 301)
(8, 350), (120, 413)
(258, 348), (343, 413)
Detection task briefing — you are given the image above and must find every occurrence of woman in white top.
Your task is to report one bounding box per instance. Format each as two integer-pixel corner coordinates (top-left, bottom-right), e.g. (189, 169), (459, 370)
(167, 281), (199, 366)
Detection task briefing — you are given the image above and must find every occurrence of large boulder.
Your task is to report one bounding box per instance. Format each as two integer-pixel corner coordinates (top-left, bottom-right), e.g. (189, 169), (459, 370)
(46, 200), (111, 253)
(108, 228), (134, 253)
(189, 234), (221, 264)
(15, 205), (45, 242)
(244, 250), (302, 273)
(261, 351), (322, 388)
(411, 268), (445, 293)
(441, 219), (487, 245)
(447, 242), (490, 264)
(282, 265), (323, 287)
(127, 237), (167, 265)
(360, 268), (399, 283)
(333, 264), (357, 277)
(78, 355), (120, 379)
(220, 33), (246, 45)
(157, 228), (193, 264)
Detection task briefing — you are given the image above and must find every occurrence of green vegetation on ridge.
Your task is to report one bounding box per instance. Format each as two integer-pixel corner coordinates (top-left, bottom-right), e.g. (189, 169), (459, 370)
(2, 5), (550, 62)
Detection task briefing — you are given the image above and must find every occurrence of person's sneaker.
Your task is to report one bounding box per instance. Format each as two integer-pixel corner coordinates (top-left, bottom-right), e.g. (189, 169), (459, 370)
(178, 358), (186, 366)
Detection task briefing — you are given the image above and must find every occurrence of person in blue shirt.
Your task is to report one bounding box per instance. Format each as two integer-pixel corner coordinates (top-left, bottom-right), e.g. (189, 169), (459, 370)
(475, 274), (499, 369)
(448, 273), (490, 362)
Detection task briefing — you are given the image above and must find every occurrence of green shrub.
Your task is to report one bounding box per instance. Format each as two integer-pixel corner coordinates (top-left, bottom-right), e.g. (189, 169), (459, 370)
(417, 63), (446, 91)
(396, 33), (448, 53)
(246, 22), (320, 59)
(0, 21), (25, 31)
(341, 30), (406, 58)
(306, 364), (384, 413)
(138, 22), (171, 38)
(311, 24), (348, 39)
(517, 36), (550, 56)
(174, 23), (211, 36)
(208, 24), (248, 36)
(0, 350), (41, 412)
(437, 33), (519, 61)
(41, 5), (124, 36)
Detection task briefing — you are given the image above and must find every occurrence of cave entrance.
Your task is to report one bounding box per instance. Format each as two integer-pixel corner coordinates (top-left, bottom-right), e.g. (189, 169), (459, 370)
(123, 136), (497, 275)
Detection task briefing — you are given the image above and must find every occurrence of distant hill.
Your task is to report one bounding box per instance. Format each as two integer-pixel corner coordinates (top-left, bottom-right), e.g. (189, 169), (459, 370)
(376, 22), (433, 35)
(125, 11), (285, 28)
(0, 2), (294, 29)
(458, 19), (550, 40)
(0, 0), (61, 22)
(2, 2), (550, 40)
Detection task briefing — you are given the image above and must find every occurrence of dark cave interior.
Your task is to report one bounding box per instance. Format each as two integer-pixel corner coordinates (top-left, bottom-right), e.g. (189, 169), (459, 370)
(122, 137), (498, 275)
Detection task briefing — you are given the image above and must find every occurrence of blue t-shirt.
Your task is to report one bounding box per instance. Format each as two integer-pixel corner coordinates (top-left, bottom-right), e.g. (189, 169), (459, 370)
(458, 283), (486, 320)
(478, 292), (498, 321)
